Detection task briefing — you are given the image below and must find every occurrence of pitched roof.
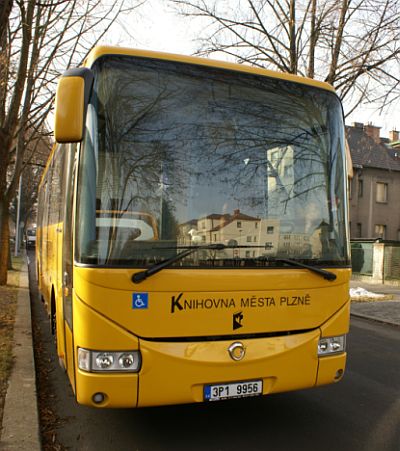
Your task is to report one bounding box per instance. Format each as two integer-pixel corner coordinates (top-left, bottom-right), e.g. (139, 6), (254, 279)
(346, 125), (400, 172)
(203, 213), (231, 220)
(209, 211), (260, 232)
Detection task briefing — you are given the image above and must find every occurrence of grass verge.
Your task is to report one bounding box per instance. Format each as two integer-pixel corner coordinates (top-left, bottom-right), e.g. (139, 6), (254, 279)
(0, 257), (22, 435)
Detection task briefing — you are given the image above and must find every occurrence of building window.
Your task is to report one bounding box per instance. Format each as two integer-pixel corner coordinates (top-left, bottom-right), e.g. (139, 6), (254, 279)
(245, 251), (251, 257)
(376, 182), (388, 203)
(214, 234), (217, 242)
(356, 223), (362, 237)
(374, 224), (386, 239)
(271, 150), (279, 163)
(267, 226), (274, 234)
(255, 222), (258, 229)
(358, 179), (363, 197)
(237, 221), (242, 228)
(247, 236), (252, 242)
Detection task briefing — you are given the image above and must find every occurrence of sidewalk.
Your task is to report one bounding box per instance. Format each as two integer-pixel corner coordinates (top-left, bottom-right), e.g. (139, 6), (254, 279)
(1, 254), (41, 451)
(0, 264), (399, 451)
(350, 280), (400, 327)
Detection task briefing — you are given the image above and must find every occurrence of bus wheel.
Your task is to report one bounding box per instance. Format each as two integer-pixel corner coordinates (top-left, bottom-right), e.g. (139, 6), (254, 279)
(50, 293), (57, 339)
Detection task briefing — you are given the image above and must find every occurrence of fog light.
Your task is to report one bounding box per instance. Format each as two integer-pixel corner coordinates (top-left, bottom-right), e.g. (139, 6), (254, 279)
(334, 369), (344, 380)
(318, 335), (346, 356)
(92, 392), (105, 404)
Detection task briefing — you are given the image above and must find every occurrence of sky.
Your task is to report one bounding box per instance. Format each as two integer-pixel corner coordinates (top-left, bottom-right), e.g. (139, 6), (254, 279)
(110, 0), (399, 139)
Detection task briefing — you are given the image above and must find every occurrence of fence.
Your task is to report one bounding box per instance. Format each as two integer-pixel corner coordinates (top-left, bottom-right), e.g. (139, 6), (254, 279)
(351, 240), (400, 285)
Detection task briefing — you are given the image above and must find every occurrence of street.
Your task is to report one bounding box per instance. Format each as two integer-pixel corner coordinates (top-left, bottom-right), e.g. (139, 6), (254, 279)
(28, 252), (400, 451)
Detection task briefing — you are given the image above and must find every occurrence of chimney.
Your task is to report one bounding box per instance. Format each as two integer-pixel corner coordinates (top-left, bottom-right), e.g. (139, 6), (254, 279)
(352, 122), (364, 129)
(233, 209), (240, 216)
(389, 130), (399, 142)
(364, 123), (381, 144)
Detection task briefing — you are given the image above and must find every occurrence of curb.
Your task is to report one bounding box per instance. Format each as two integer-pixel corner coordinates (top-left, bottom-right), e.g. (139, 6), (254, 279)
(350, 312), (400, 328)
(1, 253), (41, 450)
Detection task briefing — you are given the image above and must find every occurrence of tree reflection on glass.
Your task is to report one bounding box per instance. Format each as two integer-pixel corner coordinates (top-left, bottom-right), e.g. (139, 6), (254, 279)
(76, 55), (348, 267)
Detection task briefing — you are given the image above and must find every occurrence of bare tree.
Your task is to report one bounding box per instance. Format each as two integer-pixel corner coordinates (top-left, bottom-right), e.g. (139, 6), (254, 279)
(171, 0), (400, 115)
(0, 0), (145, 285)
(15, 128), (51, 228)
(0, 1), (13, 46)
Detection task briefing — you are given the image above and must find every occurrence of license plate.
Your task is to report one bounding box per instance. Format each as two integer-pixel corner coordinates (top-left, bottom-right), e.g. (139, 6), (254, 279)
(204, 380), (263, 401)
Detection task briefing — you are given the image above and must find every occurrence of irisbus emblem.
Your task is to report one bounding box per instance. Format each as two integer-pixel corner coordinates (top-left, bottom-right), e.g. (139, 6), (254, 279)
(228, 342), (246, 361)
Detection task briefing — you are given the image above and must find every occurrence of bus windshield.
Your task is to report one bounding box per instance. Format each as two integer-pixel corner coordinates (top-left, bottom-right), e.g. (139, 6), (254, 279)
(76, 55), (349, 268)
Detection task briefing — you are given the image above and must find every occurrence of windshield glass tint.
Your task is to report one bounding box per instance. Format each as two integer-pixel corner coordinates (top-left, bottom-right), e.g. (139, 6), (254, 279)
(76, 55), (349, 267)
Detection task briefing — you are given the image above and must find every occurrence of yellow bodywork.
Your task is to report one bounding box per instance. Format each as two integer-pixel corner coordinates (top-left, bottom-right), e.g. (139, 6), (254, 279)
(84, 46), (336, 93)
(69, 266), (350, 408)
(54, 77), (85, 142)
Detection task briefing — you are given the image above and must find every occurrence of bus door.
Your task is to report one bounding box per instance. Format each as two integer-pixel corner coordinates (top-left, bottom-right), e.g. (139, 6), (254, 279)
(60, 144), (76, 386)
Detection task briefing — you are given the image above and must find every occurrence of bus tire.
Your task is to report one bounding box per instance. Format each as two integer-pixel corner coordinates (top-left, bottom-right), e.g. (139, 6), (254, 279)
(50, 290), (57, 339)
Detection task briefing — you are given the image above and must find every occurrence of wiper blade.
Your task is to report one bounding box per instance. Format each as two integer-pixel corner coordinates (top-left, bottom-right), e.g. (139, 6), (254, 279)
(268, 257), (336, 281)
(132, 245), (337, 284)
(132, 243), (229, 283)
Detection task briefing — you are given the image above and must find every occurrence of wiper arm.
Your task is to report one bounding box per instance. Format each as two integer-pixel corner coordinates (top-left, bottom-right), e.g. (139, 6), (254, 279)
(132, 245), (337, 284)
(274, 258), (336, 281)
(132, 243), (228, 283)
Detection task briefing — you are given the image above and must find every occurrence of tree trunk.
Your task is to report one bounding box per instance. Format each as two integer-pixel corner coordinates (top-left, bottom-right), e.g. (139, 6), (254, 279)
(289, 0), (297, 74)
(7, 238), (12, 270)
(0, 198), (10, 285)
(0, 0), (14, 48)
(307, 0), (317, 79)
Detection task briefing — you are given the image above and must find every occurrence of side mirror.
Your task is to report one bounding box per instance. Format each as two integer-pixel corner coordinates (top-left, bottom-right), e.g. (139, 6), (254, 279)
(54, 68), (94, 143)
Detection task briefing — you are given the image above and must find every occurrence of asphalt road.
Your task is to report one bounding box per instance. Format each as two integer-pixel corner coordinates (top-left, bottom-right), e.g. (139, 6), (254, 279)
(28, 252), (400, 451)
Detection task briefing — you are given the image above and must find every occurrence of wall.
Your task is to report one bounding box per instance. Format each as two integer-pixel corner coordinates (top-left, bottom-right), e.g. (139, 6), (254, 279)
(351, 241), (400, 286)
(349, 167), (400, 240)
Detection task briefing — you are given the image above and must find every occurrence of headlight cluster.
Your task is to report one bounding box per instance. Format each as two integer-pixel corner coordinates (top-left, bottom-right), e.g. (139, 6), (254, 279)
(78, 348), (141, 372)
(318, 335), (346, 356)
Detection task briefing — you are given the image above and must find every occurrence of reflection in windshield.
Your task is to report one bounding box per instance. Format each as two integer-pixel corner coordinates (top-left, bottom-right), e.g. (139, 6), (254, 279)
(76, 55), (349, 267)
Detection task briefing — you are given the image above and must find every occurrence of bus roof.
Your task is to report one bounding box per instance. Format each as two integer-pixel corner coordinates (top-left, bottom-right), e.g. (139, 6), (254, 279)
(83, 46), (336, 94)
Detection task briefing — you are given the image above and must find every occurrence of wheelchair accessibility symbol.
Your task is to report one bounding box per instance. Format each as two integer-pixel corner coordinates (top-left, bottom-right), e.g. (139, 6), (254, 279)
(132, 293), (149, 309)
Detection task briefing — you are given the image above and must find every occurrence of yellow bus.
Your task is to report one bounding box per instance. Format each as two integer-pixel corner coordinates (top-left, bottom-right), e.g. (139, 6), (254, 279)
(37, 46), (351, 408)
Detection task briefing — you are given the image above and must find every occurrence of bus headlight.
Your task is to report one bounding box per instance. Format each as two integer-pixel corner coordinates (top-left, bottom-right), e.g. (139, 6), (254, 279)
(318, 335), (346, 356)
(78, 348), (141, 372)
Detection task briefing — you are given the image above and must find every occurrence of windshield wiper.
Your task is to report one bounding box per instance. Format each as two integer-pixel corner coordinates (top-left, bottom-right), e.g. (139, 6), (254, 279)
(261, 257), (337, 281)
(132, 243), (229, 283)
(132, 245), (337, 284)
